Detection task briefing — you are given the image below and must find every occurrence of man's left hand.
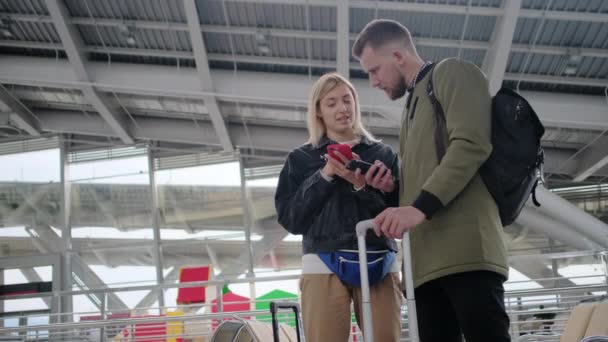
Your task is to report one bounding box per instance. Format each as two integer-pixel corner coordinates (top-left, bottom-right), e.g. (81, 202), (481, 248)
(364, 159), (395, 193)
(373, 206), (426, 239)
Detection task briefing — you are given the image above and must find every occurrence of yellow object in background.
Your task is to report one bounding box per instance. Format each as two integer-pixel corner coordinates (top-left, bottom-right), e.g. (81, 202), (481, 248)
(166, 310), (184, 342)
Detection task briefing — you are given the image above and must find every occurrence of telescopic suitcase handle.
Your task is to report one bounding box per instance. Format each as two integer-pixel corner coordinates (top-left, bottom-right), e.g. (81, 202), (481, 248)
(270, 300), (305, 342)
(356, 219), (420, 342)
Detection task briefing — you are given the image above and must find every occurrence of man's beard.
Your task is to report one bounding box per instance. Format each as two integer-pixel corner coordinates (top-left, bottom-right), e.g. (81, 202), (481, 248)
(388, 75), (407, 100)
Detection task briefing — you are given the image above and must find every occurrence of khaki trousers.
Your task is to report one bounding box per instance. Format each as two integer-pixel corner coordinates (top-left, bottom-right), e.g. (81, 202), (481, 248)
(300, 273), (402, 342)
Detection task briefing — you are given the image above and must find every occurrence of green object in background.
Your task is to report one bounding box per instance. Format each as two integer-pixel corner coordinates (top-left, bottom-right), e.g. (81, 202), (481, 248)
(222, 284), (231, 295)
(255, 289), (298, 327)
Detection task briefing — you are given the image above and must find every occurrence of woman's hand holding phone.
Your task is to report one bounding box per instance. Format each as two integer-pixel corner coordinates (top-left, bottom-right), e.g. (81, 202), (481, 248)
(322, 145), (365, 189)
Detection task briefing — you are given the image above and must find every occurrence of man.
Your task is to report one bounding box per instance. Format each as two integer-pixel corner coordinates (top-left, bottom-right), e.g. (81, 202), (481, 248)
(353, 19), (511, 342)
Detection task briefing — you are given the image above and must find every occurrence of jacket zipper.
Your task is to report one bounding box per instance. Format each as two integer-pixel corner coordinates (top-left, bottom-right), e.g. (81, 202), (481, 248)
(338, 256), (384, 264)
(407, 96), (419, 131)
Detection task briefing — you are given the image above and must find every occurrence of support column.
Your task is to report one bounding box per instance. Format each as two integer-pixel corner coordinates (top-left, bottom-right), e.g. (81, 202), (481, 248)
(600, 251), (608, 287)
(148, 145), (165, 310)
(0, 268), (4, 328)
(59, 137), (73, 323)
(238, 153), (256, 309)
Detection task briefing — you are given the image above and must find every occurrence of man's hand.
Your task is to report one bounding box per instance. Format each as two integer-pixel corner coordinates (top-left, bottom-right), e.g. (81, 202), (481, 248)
(364, 160), (395, 193)
(374, 206), (426, 239)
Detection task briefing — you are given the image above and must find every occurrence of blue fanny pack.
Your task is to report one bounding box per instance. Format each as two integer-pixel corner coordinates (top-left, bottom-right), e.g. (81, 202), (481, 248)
(318, 249), (396, 288)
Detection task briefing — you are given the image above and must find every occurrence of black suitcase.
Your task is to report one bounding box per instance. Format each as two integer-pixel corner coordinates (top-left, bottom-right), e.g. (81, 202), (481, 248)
(270, 300), (305, 342)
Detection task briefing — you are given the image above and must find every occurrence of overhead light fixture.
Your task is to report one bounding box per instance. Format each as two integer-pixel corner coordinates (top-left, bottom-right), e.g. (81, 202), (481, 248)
(118, 23), (132, 35)
(0, 28), (11, 38)
(118, 22), (137, 47)
(125, 36), (137, 46)
(255, 32), (268, 45)
(255, 30), (271, 55)
(568, 54), (582, 64)
(563, 66), (578, 76)
(563, 52), (582, 76)
(0, 17), (14, 38)
(258, 45), (270, 55)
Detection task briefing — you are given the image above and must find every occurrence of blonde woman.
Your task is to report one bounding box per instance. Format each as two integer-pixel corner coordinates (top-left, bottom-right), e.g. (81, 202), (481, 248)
(275, 72), (402, 341)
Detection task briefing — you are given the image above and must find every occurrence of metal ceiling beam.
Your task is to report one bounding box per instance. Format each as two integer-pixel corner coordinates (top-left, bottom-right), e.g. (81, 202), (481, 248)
(6, 36), (608, 63)
(31, 109), (600, 178)
(34, 109), (399, 152)
(1, 57), (606, 131)
(5, 39), (608, 84)
(226, 0), (503, 15)
(4, 34), (608, 60)
(520, 9), (608, 23)
(516, 207), (600, 251)
(483, 0), (521, 95)
(70, 17), (492, 49)
(228, 0), (608, 22)
(573, 135), (608, 182)
(336, 0), (349, 78)
(183, 0), (233, 153)
(6, 37), (607, 89)
(44, 0), (134, 145)
(511, 45), (608, 59)
(6, 17), (608, 59)
(503, 73), (608, 88)
(0, 84), (40, 135)
(533, 186), (608, 249)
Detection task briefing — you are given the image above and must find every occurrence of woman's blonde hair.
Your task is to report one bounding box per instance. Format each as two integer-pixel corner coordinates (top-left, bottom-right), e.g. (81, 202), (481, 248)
(306, 72), (378, 146)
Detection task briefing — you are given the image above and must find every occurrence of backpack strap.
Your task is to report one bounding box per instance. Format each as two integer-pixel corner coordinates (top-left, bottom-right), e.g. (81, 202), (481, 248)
(426, 66), (448, 163)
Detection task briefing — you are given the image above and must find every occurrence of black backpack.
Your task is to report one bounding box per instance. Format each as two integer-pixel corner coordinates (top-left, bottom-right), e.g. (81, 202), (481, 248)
(427, 67), (545, 226)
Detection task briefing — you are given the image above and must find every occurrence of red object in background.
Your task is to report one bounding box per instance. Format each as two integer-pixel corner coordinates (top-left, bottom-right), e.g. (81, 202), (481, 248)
(211, 292), (251, 329)
(211, 292), (251, 313)
(176, 266), (213, 305)
(133, 315), (167, 342)
(327, 144), (353, 161)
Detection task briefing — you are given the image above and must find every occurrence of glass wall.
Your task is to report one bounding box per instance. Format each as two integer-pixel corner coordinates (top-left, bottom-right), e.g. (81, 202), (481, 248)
(154, 154), (245, 310)
(0, 142), (60, 327)
(68, 147), (154, 316)
(2, 137), (608, 341)
(0, 148), (61, 255)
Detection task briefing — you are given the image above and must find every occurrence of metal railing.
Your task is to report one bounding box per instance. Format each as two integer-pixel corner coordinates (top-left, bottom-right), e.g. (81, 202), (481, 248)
(2, 251), (607, 341)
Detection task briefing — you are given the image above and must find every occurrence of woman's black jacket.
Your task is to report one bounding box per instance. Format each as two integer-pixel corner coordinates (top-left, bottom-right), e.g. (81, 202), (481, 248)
(275, 135), (399, 254)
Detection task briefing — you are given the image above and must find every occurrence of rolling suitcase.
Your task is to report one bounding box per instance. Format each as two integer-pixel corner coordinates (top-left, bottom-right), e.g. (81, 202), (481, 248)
(356, 219), (420, 342)
(270, 300), (305, 342)
(210, 301), (303, 342)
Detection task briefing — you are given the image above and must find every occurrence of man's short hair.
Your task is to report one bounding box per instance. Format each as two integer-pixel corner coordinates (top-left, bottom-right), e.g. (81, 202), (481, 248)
(352, 19), (414, 58)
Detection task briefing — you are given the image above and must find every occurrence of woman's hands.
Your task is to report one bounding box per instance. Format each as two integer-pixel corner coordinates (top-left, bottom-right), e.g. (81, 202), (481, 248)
(322, 151), (366, 189)
(322, 151), (395, 193)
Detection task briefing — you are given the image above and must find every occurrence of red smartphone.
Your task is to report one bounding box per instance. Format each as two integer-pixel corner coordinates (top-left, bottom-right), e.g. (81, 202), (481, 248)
(327, 144), (353, 161)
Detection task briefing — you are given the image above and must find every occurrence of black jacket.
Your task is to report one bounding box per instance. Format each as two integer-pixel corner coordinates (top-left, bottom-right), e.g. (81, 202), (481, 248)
(275, 135), (399, 254)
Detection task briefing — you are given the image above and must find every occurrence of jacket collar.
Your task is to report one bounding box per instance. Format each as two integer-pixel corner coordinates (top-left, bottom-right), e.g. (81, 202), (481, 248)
(407, 61), (434, 93)
(406, 61), (434, 110)
(316, 134), (372, 150)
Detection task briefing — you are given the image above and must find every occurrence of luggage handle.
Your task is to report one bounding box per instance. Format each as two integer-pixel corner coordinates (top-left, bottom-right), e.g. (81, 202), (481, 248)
(270, 300), (305, 342)
(356, 219), (420, 342)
